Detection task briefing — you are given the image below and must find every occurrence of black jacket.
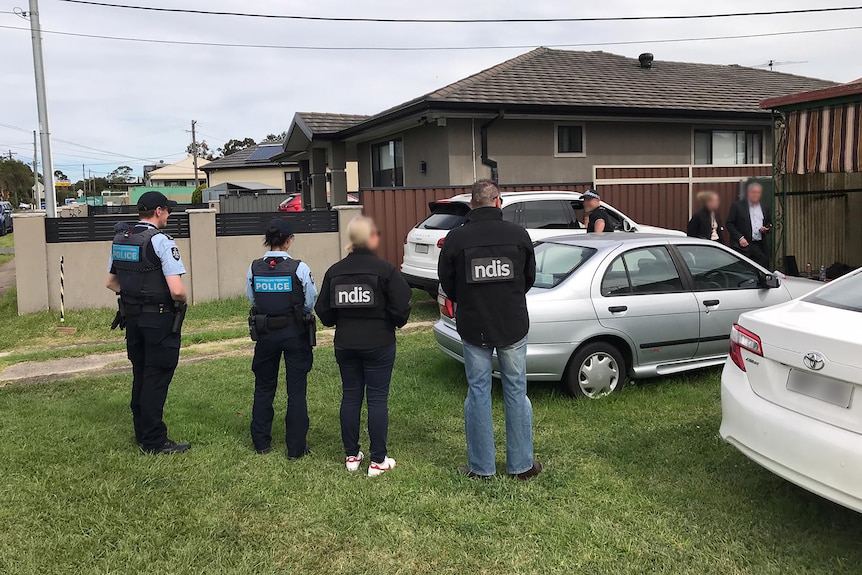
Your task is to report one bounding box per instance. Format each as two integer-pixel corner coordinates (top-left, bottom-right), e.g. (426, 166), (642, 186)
(438, 207), (536, 347)
(726, 199), (772, 245)
(315, 248), (412, 350)
(686, 207), (725, 243)
(587, 207), (614, 233)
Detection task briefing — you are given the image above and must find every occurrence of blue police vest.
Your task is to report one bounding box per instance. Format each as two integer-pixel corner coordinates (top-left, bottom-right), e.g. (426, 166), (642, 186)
(251, 256), (305, 316)
(111, 227), (172, 306)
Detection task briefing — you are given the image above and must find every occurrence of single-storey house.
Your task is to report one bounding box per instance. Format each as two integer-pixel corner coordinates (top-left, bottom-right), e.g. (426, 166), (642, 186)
(145, 154), (209, 188)
(201, 143), (301, 194)
(762, 78), (862, 270)
(284, 48), (836, 263)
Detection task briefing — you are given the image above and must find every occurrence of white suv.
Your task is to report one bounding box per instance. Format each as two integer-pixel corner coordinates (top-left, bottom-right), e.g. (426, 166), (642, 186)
(401, 191), (683, 294)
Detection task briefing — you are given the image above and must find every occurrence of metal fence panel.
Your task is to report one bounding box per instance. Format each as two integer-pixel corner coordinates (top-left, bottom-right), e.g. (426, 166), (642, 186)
(215, 211), (338, 237)
(89, 204), (207, 216)
(219, 195), (287, 214)
(45, 215), (191, 243)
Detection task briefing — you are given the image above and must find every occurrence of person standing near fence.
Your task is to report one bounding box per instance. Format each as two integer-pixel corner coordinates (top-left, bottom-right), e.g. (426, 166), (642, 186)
(726, 181), (772, 269)
(105, 191), (190, 455)
(438, 179), (542, 480)
(246, 218), (318, 459)
(315, 216), (412, 477)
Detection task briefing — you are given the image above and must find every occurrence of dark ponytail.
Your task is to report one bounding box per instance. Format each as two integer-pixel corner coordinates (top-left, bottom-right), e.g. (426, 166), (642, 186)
(264, 227), (291, 249)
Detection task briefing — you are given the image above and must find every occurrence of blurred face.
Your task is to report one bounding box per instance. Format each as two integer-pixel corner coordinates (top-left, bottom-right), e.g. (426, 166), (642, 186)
(367, 227), (381, 251)
(747, 185), (762, 204)
(584, 197), (601, 212)
(153, 206), (171, 228)
(705, 194), (720, 212)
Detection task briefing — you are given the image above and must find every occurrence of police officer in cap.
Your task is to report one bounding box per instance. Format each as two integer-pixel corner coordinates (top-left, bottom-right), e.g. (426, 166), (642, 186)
(105, 191), (190, 454)
(315, 216), (412, 477)
(247, 218), (318, 458)
(583, 189), (614, 233)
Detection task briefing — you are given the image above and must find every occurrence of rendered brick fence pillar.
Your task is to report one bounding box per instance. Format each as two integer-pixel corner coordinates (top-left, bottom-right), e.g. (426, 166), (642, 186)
(12, 212), (50, 315)
(333, 205), (363, 260)
(186, 209), (218, 304)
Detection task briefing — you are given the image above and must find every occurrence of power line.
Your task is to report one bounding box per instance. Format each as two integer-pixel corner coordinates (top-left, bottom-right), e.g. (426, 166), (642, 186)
(2, 22), (862, 51)
(54, 0), (862, 24)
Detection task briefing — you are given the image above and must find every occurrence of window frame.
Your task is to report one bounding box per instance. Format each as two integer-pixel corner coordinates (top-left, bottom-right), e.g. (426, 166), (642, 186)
(370, 138), (404, 188)
(522, 199), (577, 230)
(554, 123), (587, 158)
(692, 128), (765, 166)
(601, 246), (688, 297)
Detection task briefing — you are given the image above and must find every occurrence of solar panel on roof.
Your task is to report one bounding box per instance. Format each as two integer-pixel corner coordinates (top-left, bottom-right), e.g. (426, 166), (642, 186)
(247, 145), (282, 162)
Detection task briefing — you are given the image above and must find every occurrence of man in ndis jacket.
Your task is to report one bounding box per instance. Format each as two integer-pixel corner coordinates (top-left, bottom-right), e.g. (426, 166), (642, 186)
(438, 179), (541, 480)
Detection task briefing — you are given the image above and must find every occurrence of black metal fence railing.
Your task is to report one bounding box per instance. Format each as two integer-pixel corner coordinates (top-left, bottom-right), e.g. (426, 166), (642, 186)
(216, 211), (338, 237)
(45, 214), (191, 243)
(88, 204), (208, 216)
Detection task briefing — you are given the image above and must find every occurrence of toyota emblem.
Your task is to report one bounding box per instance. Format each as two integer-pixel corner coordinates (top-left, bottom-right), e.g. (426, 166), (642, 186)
(803, 352), (825, 371)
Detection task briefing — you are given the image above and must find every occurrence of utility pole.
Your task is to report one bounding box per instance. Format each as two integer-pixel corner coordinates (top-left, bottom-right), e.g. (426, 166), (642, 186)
(28, 0), (57, 217)
(190, 120), (200, 189)
(33, 131), (39, 205)
(82, 164), (86, 204)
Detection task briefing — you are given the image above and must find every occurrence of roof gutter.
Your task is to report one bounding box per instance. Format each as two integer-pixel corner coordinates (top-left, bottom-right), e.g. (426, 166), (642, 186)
(480, 110), (503, 183)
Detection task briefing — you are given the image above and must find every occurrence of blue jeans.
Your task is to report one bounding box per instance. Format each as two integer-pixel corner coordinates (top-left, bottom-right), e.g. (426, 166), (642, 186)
(462, 337), (533, 475)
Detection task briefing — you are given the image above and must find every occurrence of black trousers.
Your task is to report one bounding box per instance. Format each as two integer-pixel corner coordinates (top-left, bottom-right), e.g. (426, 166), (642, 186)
(738, 240), (770, 269)
(250, 328), (313, 456)
(335, 344), (396, 464)
(125, 312), (181, 450)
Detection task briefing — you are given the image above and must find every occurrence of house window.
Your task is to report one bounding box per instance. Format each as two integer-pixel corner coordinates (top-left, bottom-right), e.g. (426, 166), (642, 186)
(371, 139), (404, 187)
(555, 124), (585, 157)
(694, 130), (763, 165)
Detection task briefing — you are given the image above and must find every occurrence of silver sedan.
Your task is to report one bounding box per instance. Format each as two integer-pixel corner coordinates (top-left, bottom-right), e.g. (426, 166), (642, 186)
(434, 234), (818, 399)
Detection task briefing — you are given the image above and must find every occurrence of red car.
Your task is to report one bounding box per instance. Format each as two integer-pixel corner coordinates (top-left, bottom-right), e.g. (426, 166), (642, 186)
(278, 193), (359, 212)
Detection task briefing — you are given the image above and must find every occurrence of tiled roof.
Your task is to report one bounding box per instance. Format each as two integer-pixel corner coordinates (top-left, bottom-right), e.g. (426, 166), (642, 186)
(295, 112), (369, 135)
(201, 144), (284, 171)
(762, 77), (862, 109)
(358, 48), (836, 124)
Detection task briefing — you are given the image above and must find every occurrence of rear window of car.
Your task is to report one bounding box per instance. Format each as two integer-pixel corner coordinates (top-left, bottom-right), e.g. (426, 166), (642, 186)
(803, 271), (862, 313)
(533, 242), (596, 289)
(418, 213), (465, 230)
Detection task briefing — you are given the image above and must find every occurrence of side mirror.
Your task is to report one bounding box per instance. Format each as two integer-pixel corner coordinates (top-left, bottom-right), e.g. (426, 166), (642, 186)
(761, 274), (781, 289)
(622, 220), (633, 232)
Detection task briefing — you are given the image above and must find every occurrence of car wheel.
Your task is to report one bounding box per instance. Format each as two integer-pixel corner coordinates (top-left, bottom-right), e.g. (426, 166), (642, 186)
(0, 224), (5, 236)
(563, 342), (627, 399)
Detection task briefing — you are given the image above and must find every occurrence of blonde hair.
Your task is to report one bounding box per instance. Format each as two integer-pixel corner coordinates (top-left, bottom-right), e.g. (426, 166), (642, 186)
(345, 216), (377, 254)
(697, 190), (718, 205)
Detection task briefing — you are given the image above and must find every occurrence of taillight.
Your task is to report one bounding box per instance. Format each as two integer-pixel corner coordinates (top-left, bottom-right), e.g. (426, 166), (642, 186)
(729, 323), (762, 372)
(438, 295), (455, 318)
(436, 237), (446, 249)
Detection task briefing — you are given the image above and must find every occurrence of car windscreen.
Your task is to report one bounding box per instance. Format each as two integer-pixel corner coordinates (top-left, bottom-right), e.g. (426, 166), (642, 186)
(418, 202), (470, 230)
(533, 242), (596, 289)
(803, 271), (862, 313)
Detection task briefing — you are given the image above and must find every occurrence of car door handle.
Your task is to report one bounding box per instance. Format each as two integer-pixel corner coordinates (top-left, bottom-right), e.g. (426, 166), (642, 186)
(608, 306), (628, 313)
(703, 299), (720, 307)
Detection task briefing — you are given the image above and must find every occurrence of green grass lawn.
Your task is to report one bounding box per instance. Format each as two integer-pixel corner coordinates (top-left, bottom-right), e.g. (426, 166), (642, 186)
(1, 331), (860, 574)
(0, 287), (439, 359)
(0, 233), (13, 250)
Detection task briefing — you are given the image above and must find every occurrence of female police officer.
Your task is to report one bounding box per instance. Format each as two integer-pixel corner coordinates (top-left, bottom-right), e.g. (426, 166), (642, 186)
(246, 218), (317, 458)
(315, 217), (412, 477)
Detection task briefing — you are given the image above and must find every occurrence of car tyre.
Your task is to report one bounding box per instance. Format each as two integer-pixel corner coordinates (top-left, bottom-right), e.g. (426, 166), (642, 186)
(563, 342), (627, 399)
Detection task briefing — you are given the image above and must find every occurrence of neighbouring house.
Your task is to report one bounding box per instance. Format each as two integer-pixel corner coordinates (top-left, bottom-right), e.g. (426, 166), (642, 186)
(145, 155), (209, 187)
(200, 143), (302, 195)
(284, 48), (836, 263)
(762, 78), (862, 271)
(200, 181), (285, 213)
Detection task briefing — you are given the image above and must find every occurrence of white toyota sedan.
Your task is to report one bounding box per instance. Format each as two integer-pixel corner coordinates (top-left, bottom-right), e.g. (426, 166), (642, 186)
(720, 268), (862, 513)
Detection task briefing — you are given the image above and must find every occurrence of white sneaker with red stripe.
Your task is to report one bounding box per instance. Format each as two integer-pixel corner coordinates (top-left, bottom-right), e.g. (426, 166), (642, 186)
(345, 451), (364, 472)
(367, 457), (396, 477)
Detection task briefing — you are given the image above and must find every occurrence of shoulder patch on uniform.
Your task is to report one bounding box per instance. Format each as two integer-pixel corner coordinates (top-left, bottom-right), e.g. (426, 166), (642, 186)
(171, 247), (181, 261)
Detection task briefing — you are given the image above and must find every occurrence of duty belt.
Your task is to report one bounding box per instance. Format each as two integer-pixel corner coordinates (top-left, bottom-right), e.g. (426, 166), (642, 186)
(124, 303), (170, 315)
(263, 315), (293, 330)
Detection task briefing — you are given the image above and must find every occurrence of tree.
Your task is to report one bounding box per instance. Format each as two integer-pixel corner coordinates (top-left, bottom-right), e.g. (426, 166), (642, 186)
(261, 132), (287, 143)
(191, 183), (205, 204)
(107, 165), (133, 184)
(54, 169), (69, 182)
(218, 137), (256, 157)
(0, 158), (37, 205)
(187, 140), (215, 161)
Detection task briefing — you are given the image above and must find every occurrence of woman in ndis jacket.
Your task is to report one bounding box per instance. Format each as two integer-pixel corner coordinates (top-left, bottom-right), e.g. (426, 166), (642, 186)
(315, 217), (412, 477)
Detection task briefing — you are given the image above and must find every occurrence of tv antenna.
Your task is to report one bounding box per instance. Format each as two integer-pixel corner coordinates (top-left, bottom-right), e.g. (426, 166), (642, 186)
(752, 59), (808, 71)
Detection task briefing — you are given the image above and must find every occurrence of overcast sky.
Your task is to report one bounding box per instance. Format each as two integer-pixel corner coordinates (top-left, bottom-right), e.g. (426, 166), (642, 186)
(1, 0), (860, 178)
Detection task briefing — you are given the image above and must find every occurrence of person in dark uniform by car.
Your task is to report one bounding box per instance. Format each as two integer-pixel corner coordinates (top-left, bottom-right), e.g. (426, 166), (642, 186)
(315, 216), (412, 477)
(583, 189), (613, 233)
(246, 219), (318, 458)
(105, 191), (190, 455)
(438, 179), (542, 481)
(726, 181), (772, 269)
